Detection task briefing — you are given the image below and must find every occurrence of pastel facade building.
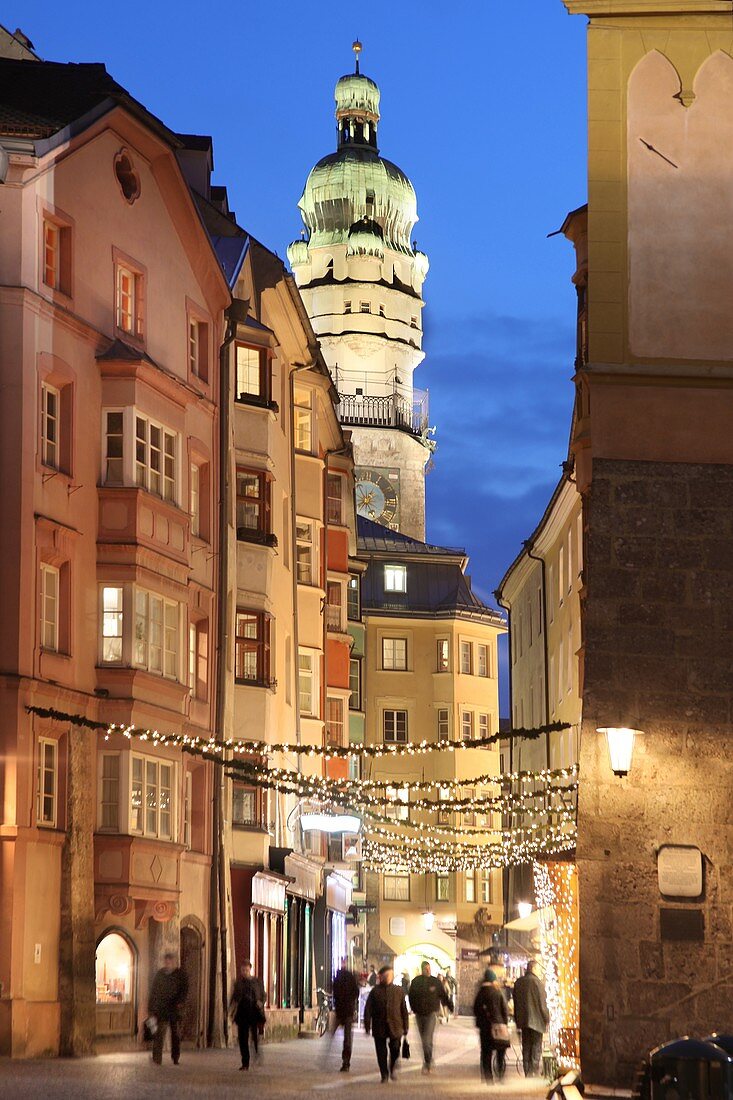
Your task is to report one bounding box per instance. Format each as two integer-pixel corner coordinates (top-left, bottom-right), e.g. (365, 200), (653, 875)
(0, 59), (229, 1055)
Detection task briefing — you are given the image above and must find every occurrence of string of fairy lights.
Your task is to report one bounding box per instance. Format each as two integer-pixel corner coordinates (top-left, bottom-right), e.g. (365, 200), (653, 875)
(25, 705), (578, 872)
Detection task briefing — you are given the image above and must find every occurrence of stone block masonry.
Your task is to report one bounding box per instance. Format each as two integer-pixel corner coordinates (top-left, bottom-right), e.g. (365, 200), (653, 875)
(577, 458), (733, 1087)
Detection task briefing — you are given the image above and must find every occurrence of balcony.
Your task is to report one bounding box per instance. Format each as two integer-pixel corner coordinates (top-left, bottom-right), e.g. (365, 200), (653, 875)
(338, 388), (431, 440)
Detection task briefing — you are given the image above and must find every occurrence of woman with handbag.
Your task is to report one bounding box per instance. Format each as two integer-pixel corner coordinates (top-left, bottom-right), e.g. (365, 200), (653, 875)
(473, 968), (510, 1085)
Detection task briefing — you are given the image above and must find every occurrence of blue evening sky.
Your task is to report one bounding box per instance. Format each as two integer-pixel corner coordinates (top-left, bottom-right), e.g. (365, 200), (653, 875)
(9, 3), (588, 711)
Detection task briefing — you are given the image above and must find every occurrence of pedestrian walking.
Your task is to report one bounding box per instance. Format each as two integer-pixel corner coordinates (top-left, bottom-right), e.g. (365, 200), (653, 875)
(331, 957), (360, 1072)
(148, 951), (188, 1066)
(408, 961), (452, 1074)
(512, 959), (549, 1078)
(473, 967), (510, 1085)
(363, 965), (409, 1083)
(367, 964), (378, 987)
(400, 971), (410, 996)
(229, 960), (266, 1071)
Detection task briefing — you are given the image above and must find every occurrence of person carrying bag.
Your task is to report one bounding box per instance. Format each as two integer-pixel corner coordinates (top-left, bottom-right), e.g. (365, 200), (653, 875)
(473, 968), (510, 1085)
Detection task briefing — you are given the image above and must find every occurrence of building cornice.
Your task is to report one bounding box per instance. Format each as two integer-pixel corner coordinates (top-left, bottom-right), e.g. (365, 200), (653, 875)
(563, 0), (732, 13)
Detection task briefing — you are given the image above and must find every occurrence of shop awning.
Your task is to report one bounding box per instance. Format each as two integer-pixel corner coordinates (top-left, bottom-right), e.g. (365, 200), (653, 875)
(503, 905), (554, 932)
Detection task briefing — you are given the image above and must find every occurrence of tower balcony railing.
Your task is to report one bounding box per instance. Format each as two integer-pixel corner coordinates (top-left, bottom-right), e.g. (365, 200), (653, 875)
(338, 387), (430, 438)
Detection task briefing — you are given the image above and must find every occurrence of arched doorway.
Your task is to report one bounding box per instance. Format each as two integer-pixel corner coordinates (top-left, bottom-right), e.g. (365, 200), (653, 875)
(96, 930), (136, 1039)
(394, 942), (454, 984)
(180, 924), (203, 1045)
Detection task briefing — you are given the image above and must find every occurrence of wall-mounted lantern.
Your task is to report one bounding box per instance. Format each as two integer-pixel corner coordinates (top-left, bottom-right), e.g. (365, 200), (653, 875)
(596, 726), (644, 777)
(423, 909), (435, 932)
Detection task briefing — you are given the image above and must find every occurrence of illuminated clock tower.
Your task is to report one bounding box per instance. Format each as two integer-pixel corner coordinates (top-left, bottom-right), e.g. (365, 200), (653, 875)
(288, 41), (434, 540)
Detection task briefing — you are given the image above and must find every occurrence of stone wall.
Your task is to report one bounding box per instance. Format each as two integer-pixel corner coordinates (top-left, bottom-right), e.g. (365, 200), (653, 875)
(578, 458), (733, 1086)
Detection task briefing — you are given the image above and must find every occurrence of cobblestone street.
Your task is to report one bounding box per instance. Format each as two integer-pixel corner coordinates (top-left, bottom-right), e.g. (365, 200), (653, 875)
(0, 1018), (551, 1099)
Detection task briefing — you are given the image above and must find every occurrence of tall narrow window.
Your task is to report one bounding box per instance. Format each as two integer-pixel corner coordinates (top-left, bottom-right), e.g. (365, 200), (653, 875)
(189, 319), (209, 382)
(460, 640), (472, 675)
(436, 875), (450, 902)
(101, 585), (124, 663)
(183, 771), (192, 848)
(298, 649), (317, 715)
(294, 385), (313, 452)
(104, 411), (124, 484)
(326, 698), (344, 746)
(116, 263), (141, 337)
(236, 469), (270, 540)
(383, 709), (408, 744)
(296, 520), (314, 584)
(576, 511), (583, 575)
(40, 564), (59, 652)
(41, 383), (59, 468)
(382, 637), (407, 671)
(235, 344), (268, 401)
(349, 658), (361, 710)
(480, 871), (492, 904)
(477, 644), (489, 678)
(385, 786), (409, 821)
(461, 710), (473, 742)
(131, 756), (174, 840)
(558, 545), (565, 605)
(478, 713), (489, 741)
(326, 582), (343, 632)
(326, 474), (343, 524)
(43, 220), (60, 289)
(436, 638), (449, 672)
(37, 738), (57, 827)
(133, 590), (180, 679)
(100, 753), (120, 831)
(134, 416), (177, 502)
(190, 464), (200, 537)
(347, 575), (360, 619)
(235, 611), (270, 685)
(437, 708), (450, 740)
(465, 870), (476, 903)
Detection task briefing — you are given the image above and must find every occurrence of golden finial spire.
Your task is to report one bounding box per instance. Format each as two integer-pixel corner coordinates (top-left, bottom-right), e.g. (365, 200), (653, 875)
(352, 39), (362, 74)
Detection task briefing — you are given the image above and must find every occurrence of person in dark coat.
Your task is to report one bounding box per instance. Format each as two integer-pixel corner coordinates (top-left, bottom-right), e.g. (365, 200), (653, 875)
(229, 960), (266, 1071)
(331, 957), (360, 1072)
(363, 965), (409, 1083)
(408, 961), (452, 1074)
(473, 967), (510, 1085)
(367, 965), (378, 987)
(148, 951), (188, 1066)
(512, 959), (549, 1077)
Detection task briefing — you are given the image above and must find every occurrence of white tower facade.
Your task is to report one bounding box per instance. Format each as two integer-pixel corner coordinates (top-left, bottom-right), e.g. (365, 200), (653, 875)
(288, 44), (434, 540)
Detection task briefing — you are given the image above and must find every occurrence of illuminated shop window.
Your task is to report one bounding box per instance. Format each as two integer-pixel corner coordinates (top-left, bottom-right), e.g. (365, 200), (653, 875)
(96, 932), (133, 1005)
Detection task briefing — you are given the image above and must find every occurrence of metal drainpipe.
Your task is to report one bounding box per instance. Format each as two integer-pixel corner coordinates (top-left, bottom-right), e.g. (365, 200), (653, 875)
(209, 311), (236, 1048)
(493, 588), (513, 942)
(523, 541), (551, 770)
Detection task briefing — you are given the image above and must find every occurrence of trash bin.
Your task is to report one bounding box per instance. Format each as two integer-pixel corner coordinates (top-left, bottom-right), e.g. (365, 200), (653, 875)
(650, 1037), (733, 1100)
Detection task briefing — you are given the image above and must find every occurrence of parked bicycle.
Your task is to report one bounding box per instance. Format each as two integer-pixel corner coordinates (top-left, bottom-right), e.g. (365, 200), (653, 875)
(316, 987), (333, 1037)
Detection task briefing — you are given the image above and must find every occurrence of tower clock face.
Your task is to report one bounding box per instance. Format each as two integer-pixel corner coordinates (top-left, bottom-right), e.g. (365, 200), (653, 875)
(355, 467), (400, 526)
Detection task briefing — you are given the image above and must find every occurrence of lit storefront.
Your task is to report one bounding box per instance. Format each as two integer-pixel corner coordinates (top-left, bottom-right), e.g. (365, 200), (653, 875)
(231, 867), (287, 1007)
(315, 871), (353, 992)
(95, 931), (136, 1038)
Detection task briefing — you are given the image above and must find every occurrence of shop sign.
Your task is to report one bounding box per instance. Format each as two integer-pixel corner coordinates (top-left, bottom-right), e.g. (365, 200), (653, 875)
(461, 948), (480, 961)
(252, 872), (286, 913)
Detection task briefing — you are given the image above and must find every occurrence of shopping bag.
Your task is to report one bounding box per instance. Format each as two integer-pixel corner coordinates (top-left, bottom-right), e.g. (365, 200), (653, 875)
(401, 1037), (411, 1059)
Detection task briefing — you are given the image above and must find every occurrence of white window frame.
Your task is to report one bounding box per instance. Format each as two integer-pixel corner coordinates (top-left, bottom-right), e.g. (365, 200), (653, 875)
(101, 584), (124, 664)
(296, 519), (314, 584)
(477, 644), (489, 678)
(37, 737), (58, 828)
(41, 382), (60, 469)
(436, 637), (449, 672)
(235, 344), (265, 400)
(465, 870), (476, 903)
(40, 563), (59, 652)
(130, 754), (175, 840)
(478, 713), (489, 741)
(294, 384), (313, 453)
(349, 657), (361, 710)
(385, 785), (409, 821)
(134, 414), (177, 504)
(382, 636), (407, 671)
(437, 708), (450, 740)
(298, 648), (319, 717)
(460, 639), (472, 675)
(133, 588), (180, 680)
(384, 564), (406, 593)
(480, 870), (491, 904)
(383, 708), (408, 744)
(461, 710), (473, 742)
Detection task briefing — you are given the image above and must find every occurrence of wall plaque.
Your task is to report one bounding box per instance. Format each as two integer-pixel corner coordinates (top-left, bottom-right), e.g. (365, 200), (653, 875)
(389, 917), (406, 936)
(660, 908), (704, 942)
(657, 845), (703, 899)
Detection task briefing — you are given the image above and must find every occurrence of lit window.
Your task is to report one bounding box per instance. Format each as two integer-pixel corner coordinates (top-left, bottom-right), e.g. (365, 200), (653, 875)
(296, 520), (314, 584)
(347, 575), (360, 619)
(436, 874), (449, 902)
(436, 638), (449, 672)
(232, 783), (259, 828)
(189, 318), (209, 382)
(385, 785), (409, 821)
(96, 933), (133, 1005)
(37, 738), (57, 827)
(383, 871), (410, 901)
(99, 753), (120, 831)
(437, 785), (451, 824)
(477, 644), (489, 678)
(326, 697), (345, 746)
(41, 383), (59, 468)
(460, 640), (472, 675)
(349, 658), (361, 709)
(101, 585), (124, 663)
(135, 416), (176, 502)
(326, 581), (343, 632)
(465, 870), (476, 903)
(40, 564), (59, 652)
(236, 469), (270, 540)
(437, 708), (450, 740)
(235, 344), (268, 401)
(298, 649), (317, 715)
(116, 263), (141, 336)
(480, 871), (491, 904)
(104, 411), (124, 485)
(133, 590), (180, 679)
(461, 710), (473, 743)
(384, 564), (406, 593)
(294, 384), (313, 452)
(183, 771), (192, 848)
(131, 755), (173, 840)
(383, 709), (408, 744)
(235, 611), (270, 685)
(43, 220), (60, 289)
(478, 714), (489, 741)
(190, 464), (200, 537)
(326, 473), (343, 524)
(382, 637), (407, 671)
(463, 787), (476, 827)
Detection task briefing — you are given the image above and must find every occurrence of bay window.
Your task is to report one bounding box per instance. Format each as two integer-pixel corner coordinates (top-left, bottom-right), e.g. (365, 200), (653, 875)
(294, 384), (313, 452)
(101, 585), (124, 663)
(135, 415), (176, 502)
(296, 520), (314, 584)
(99, 753), (120, 831)
(477, 644), (489, 677)
(298, 648), (318, 716)
(326, 581), (343, 632)
(235, 610), (270, 685)
(133, 590), (180, 679)
(131, 755), (173, 840)
(326, 473), (343, 524)
(235, 343), (270, 403)
(460, 640), (472, 675)
(236, 468), (271, 542)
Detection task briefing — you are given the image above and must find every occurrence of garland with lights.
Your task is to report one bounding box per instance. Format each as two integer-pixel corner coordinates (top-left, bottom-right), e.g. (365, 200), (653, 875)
(361, 824), (577, 873)
(534, 860), (580, 1070)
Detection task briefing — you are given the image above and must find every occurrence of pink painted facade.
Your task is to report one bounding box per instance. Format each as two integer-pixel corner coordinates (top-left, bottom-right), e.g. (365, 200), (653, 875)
(0, 81), (229, 1055)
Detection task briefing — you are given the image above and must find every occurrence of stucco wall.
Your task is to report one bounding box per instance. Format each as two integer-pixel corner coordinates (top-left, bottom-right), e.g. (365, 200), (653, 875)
(578, 457), (733, 1085)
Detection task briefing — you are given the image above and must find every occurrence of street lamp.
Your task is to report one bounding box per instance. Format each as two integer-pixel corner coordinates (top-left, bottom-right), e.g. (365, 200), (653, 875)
(423, 910), (435, 932)
(596, 726), (644, 777)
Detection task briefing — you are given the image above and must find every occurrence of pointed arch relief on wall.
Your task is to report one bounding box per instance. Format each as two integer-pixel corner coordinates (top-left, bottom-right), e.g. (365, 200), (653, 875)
(628, 48), (733, 362)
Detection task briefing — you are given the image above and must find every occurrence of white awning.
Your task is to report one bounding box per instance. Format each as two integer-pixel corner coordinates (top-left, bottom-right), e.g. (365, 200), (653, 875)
(503, 905), (554, 932)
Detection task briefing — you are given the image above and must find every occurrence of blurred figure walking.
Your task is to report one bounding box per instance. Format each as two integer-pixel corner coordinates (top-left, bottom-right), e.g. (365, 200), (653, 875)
(473, 967), (510, 1085)
(148, 951), (188, 1066)
(331, 957), (360, 1072)
(409, 961), (452, 1074)
(513, 959), (550, 1077)
(364, 965), (409, 1083)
